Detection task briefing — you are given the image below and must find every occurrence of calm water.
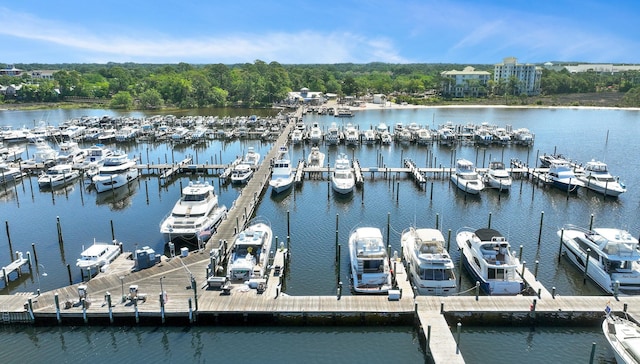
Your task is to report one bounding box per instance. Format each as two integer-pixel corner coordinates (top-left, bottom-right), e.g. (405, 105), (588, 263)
(1, 106), (638, 363)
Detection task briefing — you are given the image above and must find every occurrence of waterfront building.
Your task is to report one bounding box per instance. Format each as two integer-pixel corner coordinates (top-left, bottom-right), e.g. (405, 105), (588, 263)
(494, 57), (542, 96)
(440, 66), (491, 97)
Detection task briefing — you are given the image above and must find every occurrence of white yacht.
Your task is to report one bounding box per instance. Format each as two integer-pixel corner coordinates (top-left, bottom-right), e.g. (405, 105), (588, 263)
(227, 220), (273, 284)
(160, 181), (227, 241)
(331, 153), (355, 194)
(416, 128), (432, 145)
(603, 312), (640, 364)
(344, 123), (359, 145)
(545, 162), (583, 192)
(308, 122), (323, 145)
(81, 144), (113, 168)
(269, 145), (294, 193)
(37, 164), (80, 188)
(307, 146), (325, 168)
(450, 159), (484, 194)
(456, 227), (523, 295)
(0, 161), (25, 185)
(76, 239), (121, 272)
(558, 225), (640, 294)
(577, 160), (626, 197)
(230, 163), (253, 184)
(291, 129), (304, 145)
(349, 227), (393, 294)
(244, 147), (261, 166)
(482, 161), (512, 191)
(325, 122), (342, 145)
(92, 152), (139, 193)
(401, 227), (457, 295)
(362, 129), (377, 144)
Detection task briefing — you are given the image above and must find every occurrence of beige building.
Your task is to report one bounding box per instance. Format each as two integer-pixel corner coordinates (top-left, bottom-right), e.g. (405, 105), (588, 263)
(440, 66), (491, 97)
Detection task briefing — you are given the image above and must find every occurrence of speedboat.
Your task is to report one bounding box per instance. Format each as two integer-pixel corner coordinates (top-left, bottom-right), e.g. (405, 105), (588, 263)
(545, 162), (583, 192)
(227, 219), (273, 285)
(0, 161), (25, 185)
(331, 153), (355, 194)
(455, 227), (523, 295)
(37, 164), (80, 188)
(450, 159), (484, 194)
(577, 160), (626, 197)
(558, 225), (640, 294)
(244, 147), (261, 166)
(76, 239), (121, 272)
(269, 145), (294, 193)
(92, 152), (139, 193)
(307, 146), (325, 168)
(603, 312), (640, 364)
(349, 227), (393, 294)
(160, 180), (227, 241)
(230, 163), (253, 184)
(482, 161), (512, 191)
(401, 227), (457, 295)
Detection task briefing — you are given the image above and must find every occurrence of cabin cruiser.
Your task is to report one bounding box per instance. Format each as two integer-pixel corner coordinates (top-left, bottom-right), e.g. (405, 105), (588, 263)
(325, 122), (343, 145)
(37, 164), (80, 188)
(331, 153), (355, 194)
(349, 227), (393, 294)
(81, 144), (113, 168)
(482, 161), (512, 191)
(160, 181), (227, 241)
(230, 163), (253, 184)
(512, 128), (534, 146)
(0, 161), (25, 185)
(243, 147), (261, 166)
(602, 311), (640, 364)
(291, 129), (304, 145)
(227, 220), (273, 285)
(577, 160), (626, 197)
(307, 146), (325, 168)
(416, 128), (432, 145)
(0, 142), (25, 161)
(76, 239), (121, 272)
(362, 129), (377, 144)
(380, 130), (393, 145)
(437, 125), (457, 146)
(558, 225), (640, 294)
(538, 153), (570, 168)
(456, 227), (523, 295)
(401, 227), (456, 295)
(450, 159), (484, 194)
(344, 123), (359, 145)
(269, 145), (294, 193)
(308, 122), (323, 145)
(544, 162), (583, 192)
(92, 152), (139, 193)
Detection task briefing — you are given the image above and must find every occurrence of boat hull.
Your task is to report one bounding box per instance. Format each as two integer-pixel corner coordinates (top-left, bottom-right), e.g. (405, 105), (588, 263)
(93, 168), (139, 193)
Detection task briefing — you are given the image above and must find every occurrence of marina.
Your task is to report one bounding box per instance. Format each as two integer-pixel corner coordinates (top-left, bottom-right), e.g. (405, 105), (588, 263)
(0, 105), (639, 363)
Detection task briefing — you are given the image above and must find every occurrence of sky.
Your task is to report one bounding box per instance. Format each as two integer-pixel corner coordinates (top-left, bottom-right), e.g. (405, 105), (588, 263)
(1, 0), (638, 65)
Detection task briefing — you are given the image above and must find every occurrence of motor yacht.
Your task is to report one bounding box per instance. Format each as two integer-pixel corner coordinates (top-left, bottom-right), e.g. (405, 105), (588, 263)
(558, 225), (640, 294)
(307, 146), (325, 168)
(450, 159), (484, 194)
(482, 161), (512, 191)
(92, 152), (139, 193)
(331, 153), (355, 194)
(269, 145), (294, 194)
(456, 227), (523, 295)
(401, 227), (456, 295)
(230, 163), (253, 184)
(603, 312), (640, 364)
(227, 219), (273, 286)
(160, 180), (228, 241)
(544, 162), (583, 192)
(577, 160), (626, 197)
(349, 227), (393, 294)
(76, 239), (122, 272)
(37, 164), (80, 188)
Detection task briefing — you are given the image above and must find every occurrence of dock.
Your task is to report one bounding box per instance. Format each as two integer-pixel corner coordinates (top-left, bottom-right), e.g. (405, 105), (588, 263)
(159, 157), (192, 184)
(404, 158), (427, 185)
(294, 160), (305, 184)
(0, 251), (30, 287)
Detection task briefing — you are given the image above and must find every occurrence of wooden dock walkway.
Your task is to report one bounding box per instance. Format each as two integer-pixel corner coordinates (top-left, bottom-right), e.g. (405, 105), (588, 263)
(294, 160), (305, 184)
(404, 158), (427, 184)
(1, 251), (30, 287)
(159, 157), (192, 184)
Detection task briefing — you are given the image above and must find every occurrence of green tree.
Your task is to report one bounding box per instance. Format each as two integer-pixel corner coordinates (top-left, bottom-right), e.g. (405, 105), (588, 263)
(622, 86), (640, 107)
(138, 89), (164, 109)
(110, 91), (133, 109)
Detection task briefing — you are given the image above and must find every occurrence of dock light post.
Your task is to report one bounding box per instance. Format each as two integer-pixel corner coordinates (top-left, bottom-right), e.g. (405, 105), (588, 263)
(36, 264), (47, 296)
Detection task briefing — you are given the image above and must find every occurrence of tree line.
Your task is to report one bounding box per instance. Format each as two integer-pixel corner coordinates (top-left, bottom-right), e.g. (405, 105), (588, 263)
(1, 61), (639, 108)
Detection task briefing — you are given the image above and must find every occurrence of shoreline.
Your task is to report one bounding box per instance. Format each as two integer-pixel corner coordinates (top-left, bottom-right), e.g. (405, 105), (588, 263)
(349, 101), (640, 112)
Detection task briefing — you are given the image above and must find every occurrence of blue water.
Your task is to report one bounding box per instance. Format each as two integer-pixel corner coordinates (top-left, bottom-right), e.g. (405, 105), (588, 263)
(1, 105), (638, 363)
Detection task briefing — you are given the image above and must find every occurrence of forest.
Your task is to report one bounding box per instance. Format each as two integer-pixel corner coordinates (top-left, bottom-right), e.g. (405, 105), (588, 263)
(1, 61), (639, 108)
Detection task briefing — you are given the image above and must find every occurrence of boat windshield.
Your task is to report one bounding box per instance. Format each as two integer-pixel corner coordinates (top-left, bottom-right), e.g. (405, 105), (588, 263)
(184, 193), (207, 201)
(419, 268), (454, 281)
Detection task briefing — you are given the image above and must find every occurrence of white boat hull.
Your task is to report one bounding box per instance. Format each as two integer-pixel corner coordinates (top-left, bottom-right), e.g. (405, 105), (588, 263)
(93, 168), (139, 193)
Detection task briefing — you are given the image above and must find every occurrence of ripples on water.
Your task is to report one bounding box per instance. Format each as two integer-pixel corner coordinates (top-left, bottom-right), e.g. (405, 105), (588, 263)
(1, 106), (638, 363)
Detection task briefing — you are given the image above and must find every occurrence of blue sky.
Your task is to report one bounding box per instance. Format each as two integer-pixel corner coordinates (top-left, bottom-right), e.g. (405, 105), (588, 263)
(1, 0), (638, 65)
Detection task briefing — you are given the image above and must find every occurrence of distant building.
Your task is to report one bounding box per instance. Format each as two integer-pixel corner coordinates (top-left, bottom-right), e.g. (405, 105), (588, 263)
(0, 65), (23, 77)
(286, 87), (325, 105)
(562, 63), (640, 74)
(494, 57), (542, 96)
(440, 66), (491, 97)
(30, 70), (56, 80)
(372, 94), (387, 104)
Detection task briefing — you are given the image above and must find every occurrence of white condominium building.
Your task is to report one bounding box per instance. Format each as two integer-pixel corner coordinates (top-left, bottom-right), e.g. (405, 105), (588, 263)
(494, 57), (542, 96)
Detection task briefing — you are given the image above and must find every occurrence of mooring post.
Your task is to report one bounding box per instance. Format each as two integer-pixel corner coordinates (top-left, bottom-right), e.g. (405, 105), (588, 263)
(447, 229), (452, 252)
(558, 229), (565, 263)
(534, 260), (539, 279)
(519, 245), (523, 261)
(188, 298), (193, 323)
(134, 298), (139, 324)
(386, 212), (391, 247)
(435, 213), (439, 230)
(27, 298), (34, 321)
(5, 221), (14, 259)
(589, 342), (596, 364)
(110, 220), (115, 241)
(160, 292), (165, 324)
(614, 280), (620, 298)
(66, 264), (72, 285)
(475, 281), (480, 301)
(82, 298), (87, 324)
(552, 286), (556, 299)
(455, 322), (462, 354)
(31, 243), (38, 266)
(56, 216), (64, 246)
(440, 302), (444, 314)
(487, 212), (492, 229)
(537, 211), (544, 245)
(337, 281), (342, 300)
(54, 293), (61, 324)
(427, 325), (432, 348)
